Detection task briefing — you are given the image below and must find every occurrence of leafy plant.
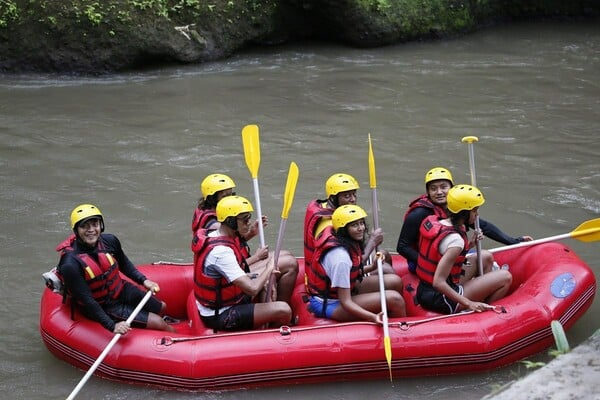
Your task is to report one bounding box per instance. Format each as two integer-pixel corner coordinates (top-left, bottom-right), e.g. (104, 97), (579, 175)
(0, 0), (19, 28)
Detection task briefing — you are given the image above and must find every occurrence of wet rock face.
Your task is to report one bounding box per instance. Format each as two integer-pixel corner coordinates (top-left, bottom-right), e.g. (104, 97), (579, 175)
(0, 0), (598, 74)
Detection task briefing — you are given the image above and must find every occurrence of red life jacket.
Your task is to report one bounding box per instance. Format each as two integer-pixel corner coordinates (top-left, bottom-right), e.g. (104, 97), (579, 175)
(191, 207), (218, 233)
(404, 194), (448, 220)
(191, 229), (249, 309)
(56, 234), (124, 304)
(416, 215), (468, 285)
(306, 226), (364, 299)
(303, 199), (333, 271)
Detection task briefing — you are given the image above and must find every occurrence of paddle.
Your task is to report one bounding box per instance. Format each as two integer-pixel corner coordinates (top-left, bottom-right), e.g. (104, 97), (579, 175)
(488, 218), (600, 253)
(242, 124), (266, 248)
(461, 135), (484, 276)
(368, 134), (393, 382)
(66, 290), (153, 400)
(265, 161), (299, 302)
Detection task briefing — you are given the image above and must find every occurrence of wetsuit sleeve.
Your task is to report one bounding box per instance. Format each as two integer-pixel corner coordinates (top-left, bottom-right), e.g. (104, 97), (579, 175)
(59, 255), (116, 332)
(102, 234), (147, 285)
(396, 207), (430, 264)
(477, 218), (522, 245)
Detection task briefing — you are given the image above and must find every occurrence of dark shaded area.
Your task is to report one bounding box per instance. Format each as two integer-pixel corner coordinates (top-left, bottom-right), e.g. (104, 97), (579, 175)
(0, 0), (598, 75)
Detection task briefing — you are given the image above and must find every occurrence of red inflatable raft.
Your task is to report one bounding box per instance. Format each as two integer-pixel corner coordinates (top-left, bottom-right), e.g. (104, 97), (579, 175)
(40, 242), (596, 391)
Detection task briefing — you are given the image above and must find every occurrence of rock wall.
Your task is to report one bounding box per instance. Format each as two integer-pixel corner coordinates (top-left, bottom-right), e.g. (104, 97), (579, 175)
(0, 0), (598, 74)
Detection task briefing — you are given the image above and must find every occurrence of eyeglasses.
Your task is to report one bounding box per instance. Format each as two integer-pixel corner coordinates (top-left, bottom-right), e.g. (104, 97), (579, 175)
(237, 214), (252, 224)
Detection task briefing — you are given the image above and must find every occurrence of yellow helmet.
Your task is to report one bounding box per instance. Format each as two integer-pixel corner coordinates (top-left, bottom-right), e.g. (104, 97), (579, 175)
(332, 204), (368, 231)
(325, 173), (360, 197)
(70, 204), (104, 231)
(446, 185), (485, 213)
(201, 173), (236, 198)
(216, 195), (254, 222)
(425, 167), (454, 186)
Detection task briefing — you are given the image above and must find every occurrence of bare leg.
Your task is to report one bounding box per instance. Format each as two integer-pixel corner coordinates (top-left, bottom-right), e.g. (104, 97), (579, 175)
(461, 269), (512, 308)
(354, 275), (406, 317)
(146, 312), (176, 332)
(273, 251), (299, 303)
(252, 301), (292, 328)
(357, 274), (403, 294)
(331, 290), (406, 321)
(249, 250), (299, 305)
(461, 250), (494, 283)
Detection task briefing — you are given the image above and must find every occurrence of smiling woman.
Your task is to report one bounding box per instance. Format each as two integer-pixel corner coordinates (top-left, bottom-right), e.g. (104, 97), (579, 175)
(56, 203), (175, 334)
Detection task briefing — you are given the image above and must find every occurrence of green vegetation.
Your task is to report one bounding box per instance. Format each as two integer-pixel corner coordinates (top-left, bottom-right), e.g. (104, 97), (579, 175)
(0, 1), (273, 31)
(354, 0), (476, 37)
(0, 0), (19, 28)
(1, 0), (596, 73)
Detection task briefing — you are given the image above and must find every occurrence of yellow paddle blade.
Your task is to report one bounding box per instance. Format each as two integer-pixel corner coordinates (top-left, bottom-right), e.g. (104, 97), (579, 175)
(571, 218), (600, 242)
(368, 134), (377, 189)
(281, 162), (299, 219)
(384, 335), (393, 382)
(461, 135), (479, 144)
(242, 124), (260, 178)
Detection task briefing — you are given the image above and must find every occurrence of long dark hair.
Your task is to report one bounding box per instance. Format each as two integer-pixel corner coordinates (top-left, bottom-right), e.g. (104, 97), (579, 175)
(197, 193), (219, 210)
(449, 209), (470, 229)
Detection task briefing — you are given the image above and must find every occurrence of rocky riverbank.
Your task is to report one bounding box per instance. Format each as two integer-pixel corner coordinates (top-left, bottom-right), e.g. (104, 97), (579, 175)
(483, 329), (600, 400)
(1, 0), (599, 74)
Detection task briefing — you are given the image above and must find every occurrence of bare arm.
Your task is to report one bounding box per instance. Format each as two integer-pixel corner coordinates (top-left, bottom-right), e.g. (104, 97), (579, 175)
(432, 247), (489, 312)
(232, 257), (276, 298)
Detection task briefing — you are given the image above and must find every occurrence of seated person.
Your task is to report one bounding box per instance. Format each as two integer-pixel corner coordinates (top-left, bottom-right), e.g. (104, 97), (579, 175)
(415, 185), (512, 314)
(306, 204), (406, 322)
(192, 195), (292, 331)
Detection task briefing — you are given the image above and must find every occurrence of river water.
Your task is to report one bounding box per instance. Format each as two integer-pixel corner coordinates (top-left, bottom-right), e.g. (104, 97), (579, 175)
(1, 20), (598, 400)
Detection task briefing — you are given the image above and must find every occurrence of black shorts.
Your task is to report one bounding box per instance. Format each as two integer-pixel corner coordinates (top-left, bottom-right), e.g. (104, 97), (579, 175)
(201, 301), (255, 331)
(416, 281), (463, 314)
(103, 282), (163, 328)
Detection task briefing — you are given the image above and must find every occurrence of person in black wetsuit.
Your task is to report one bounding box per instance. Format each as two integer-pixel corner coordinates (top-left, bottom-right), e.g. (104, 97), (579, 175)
(396, 167), (533, 277)
(57, 204), (175, 334)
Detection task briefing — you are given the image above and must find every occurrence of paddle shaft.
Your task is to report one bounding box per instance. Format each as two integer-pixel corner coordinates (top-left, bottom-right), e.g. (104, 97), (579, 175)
(264, 218), (286, 301)
(372, 188), (390, 330)
(368, 134), (392, 380)
(463, 137), (484, 276)
(489, 231), (580, 253)
(488, 217), (600, 253)
(372, 186), (393, 381)
(252, 178), (266, 248)
(264, 162), (298, 303)
(66, 290), (153, 400)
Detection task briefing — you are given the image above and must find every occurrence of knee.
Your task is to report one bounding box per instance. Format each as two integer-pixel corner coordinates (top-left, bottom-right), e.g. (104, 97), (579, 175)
(275, 302), (292, 320)
(382, 249), (392, 265)
(500, 270), (512, 286)
(482, 251), (494, 265)
(280, 254), (299, 274)
(387, 291), (406, 317)
(385, 274), (404, 293)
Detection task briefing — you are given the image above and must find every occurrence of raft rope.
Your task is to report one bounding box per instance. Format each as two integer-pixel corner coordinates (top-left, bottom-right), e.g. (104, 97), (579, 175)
(391, 305), (506, 331)
(152, 261), (192, 266)
(159, 306), (506, 345)
(160, 325), (296, 345)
